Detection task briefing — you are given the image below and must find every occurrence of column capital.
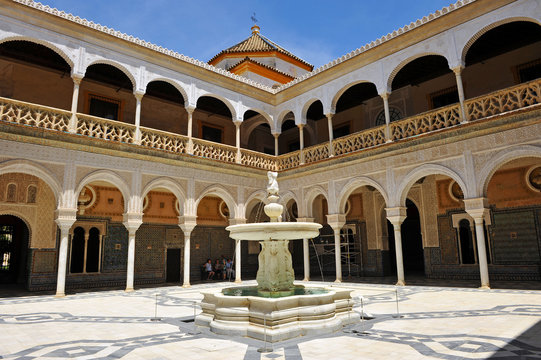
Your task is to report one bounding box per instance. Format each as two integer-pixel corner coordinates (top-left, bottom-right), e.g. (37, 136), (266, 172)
(451, 65), (465, 75)
(179, 215), (197, 233)
(71, 73), (84, 85)
(297, 123), (305, 130)
(54, 208), (77, 231)
(271, 131), (280, 138)
(326, 214), (346, 231)
(324, 112), (335, 119)
(123, 212), (143, 234)
(385, 206), (407, 226)
(133, 91), (145, 101)
(185, 105), (196, 114)
(379, 91), (391, 100)
(464, 197), (490, 223)
(233, 119), (243, 127)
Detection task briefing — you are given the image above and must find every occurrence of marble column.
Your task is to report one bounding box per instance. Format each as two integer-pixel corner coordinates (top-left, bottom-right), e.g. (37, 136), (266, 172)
(452, 66), (469, 124)
(325, 113), (334, 157)
(180, 219), (197, 288)
(386, 207), (407, 286)
(133, 92), (144, 145)
(186, 106), (195, 154)
(380, 92), (392, 143)
(54, 209), (76, 297)
(123, 214), (143, 292)
(327, 214), (346, 283)
(273, 133), (279, 156)
(298, 124), (305, 164)
(234, 120), (242, 163)
(68, 75), (83, 133)
(465, 198), (490, 289)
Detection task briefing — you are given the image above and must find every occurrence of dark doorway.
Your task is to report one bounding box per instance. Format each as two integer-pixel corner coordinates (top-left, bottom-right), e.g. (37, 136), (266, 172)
(401, 199), (425, 273)
(166, 248), (181, 283)
(0, 215), (29, 284)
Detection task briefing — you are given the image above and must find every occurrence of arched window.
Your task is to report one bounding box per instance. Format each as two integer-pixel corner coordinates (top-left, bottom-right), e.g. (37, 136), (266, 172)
(86, 228), (100, 272)
(70, 227), (85, 273)
(458, 219), (475, 264)
(27, 185), (37, 203)
(375, 107), (401, 126)
(6, 184), (17, 202)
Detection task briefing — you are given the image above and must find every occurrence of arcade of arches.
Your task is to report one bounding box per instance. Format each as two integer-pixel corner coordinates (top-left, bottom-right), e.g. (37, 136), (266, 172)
(0, 1), (540, 295)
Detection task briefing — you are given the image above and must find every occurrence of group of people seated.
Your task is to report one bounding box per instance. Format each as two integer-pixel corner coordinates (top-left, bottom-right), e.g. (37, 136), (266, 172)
(203, 257), (235, 280)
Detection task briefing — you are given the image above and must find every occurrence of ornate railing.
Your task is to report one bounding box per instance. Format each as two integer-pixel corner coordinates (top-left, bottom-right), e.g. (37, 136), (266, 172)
(0, 97), (70, 132)
(140, 126), (188, 154)
(390, 104), (461, 141)
(0, 79), (539, 172)
(240, 149), (277, 170)
(466, 79), (541, 121)
(191, 137), (237, 163)
(303, 142), (330, 164)
(76, 113), (135, 144)
(333, 126), (386, 156)
(276, 151), (300, 170)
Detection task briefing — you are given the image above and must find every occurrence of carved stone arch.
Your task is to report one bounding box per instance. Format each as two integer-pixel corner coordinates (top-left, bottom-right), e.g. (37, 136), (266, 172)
(195, 184), (237, 219)
(244, 189), (267, 220)
(331, 80), (378, 112)
(0, 36), (75, 70)
(142, 177), (187, 216)
(395, 164), (469, 207)
(0, 159), (62, 204)
(243, 110), (274, 140)
(301, 98), (323, 125)
(304, 185), (328, 218)
(195, 92), (237, 120)
(0, 211), (32, 244)
(84, 58), (137, 90)
(460, 17), (541, 64)
(276, 109), (295, 131)
(386, 52), (451, 92)
(75, 170), (131, 213)
(337, 177), (389, 214)
(144, 76), (189, 106)
(280, 190), (299, 208)
(477, 145), (541, 197)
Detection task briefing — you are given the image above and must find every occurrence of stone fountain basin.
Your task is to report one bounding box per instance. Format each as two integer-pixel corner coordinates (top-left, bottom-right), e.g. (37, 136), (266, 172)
(226, 222), (322, 240)
(195, 285), (358, 342)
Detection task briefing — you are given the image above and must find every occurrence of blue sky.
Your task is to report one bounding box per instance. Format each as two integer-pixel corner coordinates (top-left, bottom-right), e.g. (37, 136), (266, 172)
(40, 0), (455, 68)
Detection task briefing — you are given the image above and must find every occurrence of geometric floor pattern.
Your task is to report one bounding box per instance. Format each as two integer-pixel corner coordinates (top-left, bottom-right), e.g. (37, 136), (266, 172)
(1, 280), (540, 360)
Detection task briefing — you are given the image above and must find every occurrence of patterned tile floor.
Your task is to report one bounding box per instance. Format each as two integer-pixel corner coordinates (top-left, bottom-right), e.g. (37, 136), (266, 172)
(1, 280), (540, 359)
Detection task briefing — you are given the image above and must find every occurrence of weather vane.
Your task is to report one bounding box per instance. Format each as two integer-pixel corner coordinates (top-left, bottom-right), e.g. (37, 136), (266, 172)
(251, 12), (258, 25)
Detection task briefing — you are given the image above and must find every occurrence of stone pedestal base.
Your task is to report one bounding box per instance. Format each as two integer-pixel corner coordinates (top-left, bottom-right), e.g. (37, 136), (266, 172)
(196, 286), (357, 342)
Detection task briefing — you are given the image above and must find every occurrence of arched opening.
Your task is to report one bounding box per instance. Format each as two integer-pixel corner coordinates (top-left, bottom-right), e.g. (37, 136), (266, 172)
(243, 110), (274, 154)
(80, 63), (134, 124)
(194, 196), (236, 281)
(463, 21), (541, 100)
(401, 199), (424, 273)
(303, 100), (322, 146)
(458, 219), (475, 265)
(0, 40), (72, 109)
(308, 194), (334, 279)
(194, 96), (235, 146)
(69, 227), (85, 273)
(142, 80), (186, 135)
(140, 185), (184, 284)
(333, 82), (379, 133)
(391, 55), (455, 118)
(279, 116), (299, 154)
(385, 219), (397, 276)
(484, 156), (541, 280)
(0, 215), (29, 284)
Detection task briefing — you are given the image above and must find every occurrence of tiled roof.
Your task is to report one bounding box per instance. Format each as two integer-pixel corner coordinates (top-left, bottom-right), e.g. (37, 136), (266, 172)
(227, 57), (295, 80)
(209, 29), (313, 69)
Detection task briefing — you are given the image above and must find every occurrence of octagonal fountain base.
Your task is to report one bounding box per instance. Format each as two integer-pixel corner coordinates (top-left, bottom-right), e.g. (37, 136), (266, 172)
(195, 285), (358, 342)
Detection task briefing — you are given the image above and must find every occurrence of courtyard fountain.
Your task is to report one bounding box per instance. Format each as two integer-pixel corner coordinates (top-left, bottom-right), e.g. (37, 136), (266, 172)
(195, 172), (357, 342)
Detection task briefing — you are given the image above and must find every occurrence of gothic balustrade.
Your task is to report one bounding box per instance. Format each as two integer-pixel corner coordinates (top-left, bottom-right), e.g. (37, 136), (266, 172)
(0, 78), (540, 171)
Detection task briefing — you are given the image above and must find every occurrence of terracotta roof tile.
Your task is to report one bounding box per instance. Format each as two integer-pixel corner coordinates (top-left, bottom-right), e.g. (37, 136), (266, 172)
(227, 57), (295, 80)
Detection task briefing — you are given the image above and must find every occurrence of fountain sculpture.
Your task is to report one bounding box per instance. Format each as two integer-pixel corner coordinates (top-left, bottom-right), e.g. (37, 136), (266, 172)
(195, 171), (357, 342)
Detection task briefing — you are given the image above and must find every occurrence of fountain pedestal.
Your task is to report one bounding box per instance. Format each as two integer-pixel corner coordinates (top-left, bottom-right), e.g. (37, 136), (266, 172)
(194, 171), (358, 341)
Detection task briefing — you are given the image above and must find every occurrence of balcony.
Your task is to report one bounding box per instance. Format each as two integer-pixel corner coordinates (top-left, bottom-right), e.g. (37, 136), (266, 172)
(0, 79), (540, 171)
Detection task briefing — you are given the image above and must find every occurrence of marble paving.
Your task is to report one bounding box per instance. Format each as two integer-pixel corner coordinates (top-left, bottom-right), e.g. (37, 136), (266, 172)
(1, 280), (540, 359)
